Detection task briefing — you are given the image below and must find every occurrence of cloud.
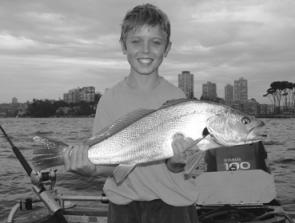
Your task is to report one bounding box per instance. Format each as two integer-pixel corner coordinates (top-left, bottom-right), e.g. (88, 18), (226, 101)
(0, 33), (38, 49)
(0, 0), (294, 104)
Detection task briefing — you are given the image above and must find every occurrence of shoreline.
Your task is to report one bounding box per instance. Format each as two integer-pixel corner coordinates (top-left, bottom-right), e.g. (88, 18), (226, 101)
(256, 114), (295, 118)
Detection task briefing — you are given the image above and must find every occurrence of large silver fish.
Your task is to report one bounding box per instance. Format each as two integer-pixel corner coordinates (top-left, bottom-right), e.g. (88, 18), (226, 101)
(32, 99), (266, 183)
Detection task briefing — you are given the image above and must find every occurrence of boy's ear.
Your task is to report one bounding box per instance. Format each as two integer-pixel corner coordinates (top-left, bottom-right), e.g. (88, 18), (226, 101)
(164, 41), (172, 57)
(120, 40), (127, 55)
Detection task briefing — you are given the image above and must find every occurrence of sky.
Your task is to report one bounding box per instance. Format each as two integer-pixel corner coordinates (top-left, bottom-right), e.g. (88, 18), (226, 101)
(0, 0), (294, 104)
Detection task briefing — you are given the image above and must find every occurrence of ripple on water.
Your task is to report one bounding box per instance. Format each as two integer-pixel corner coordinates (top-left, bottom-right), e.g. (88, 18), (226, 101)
(273, 158), (295, 165)
(263, 140), (285, 145)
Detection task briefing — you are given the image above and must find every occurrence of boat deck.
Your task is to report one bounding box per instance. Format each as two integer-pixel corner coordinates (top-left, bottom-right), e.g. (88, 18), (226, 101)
(7, 197), (295, 223)
(7, 198), (108, 223)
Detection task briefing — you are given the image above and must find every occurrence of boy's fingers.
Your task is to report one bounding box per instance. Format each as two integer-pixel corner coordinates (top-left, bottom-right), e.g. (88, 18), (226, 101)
(184, 137), (199, 151)
(74, 146), (81, 166)
(64, 146), (73, 170)
(171, 135), (202, 164)
(185, 137), (194, 145)
(182, 137), (192, 149)
(71, 145), (84, 171)
(82, 146), (89, 163)
(172, 133), (184, 141)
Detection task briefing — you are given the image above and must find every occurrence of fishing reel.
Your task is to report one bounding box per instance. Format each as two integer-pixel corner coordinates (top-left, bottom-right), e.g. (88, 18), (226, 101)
(30, 169), (57, 190)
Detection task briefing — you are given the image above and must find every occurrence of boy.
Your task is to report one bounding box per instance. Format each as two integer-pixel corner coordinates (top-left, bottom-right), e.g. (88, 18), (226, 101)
(64, 4), (200, 223)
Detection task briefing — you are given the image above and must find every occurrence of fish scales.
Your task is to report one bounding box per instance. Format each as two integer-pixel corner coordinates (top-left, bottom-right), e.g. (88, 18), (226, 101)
(87, 100), (225, 164)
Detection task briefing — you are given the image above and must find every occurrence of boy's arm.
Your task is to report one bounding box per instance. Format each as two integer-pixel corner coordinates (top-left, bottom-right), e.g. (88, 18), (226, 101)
(63, 144), (116, 177)
(91, 165), (116, 177)
(64, 92), (118, 177)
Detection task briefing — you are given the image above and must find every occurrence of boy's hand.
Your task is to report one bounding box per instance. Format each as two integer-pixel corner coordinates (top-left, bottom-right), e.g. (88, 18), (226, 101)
(166, 133), (199, 172)
(64, 144), (97, 177)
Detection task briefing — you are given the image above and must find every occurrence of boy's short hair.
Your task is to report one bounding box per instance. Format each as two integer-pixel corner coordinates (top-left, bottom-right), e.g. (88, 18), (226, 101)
(120, 3), (171, 48)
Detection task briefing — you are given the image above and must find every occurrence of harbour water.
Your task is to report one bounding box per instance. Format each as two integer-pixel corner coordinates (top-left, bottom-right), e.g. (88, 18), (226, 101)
(0, 117), (295, 221)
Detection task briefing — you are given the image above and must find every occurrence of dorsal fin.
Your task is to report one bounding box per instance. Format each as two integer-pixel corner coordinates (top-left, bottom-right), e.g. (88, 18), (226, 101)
(86, 108), (154, 146)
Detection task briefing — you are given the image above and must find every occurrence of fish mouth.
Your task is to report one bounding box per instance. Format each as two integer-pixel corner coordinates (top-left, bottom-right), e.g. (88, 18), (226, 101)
(247, 121), (267, 141)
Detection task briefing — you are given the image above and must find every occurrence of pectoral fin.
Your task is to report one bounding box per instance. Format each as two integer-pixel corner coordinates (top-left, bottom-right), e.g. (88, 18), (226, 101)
(184, 149), (206, 178)
(112, 164), (136, 184)
(184, 135), (222, 178)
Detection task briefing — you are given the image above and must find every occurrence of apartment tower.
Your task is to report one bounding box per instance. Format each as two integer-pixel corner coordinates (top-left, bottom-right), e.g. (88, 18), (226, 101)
(224, 84), (233, 104)
(178, 71), (194, 99)
(202, 81), (217, 99)
(233, 77), (248, 102)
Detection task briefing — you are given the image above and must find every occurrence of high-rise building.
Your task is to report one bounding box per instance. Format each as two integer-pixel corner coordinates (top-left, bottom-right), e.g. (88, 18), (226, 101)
(80, 86), (95, 102)
(224, 84), (233, 104)
(12, 97), (18, 104)
(63, 86), (95, 104)
(202, 81), (217, 99)
(178, 71), (194, 99)
(64, 88), (80, 104)
(233, 77), (248, 102)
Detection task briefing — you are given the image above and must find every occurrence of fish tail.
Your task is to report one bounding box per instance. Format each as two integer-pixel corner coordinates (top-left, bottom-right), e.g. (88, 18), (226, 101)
(32, 136), (68, 169)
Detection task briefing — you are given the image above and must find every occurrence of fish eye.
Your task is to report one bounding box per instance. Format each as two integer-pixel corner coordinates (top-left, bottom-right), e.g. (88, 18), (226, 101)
(241, 117), (251, 125)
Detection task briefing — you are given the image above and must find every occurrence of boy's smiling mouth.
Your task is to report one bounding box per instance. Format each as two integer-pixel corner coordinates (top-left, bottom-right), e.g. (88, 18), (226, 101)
(138, 58), (154, 64)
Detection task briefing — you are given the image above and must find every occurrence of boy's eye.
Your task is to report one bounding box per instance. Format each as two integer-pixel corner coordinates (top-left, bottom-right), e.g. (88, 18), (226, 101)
(152, 39), (163, 45)
(131, 39), (140, 44)
(153, 41), (162, 45)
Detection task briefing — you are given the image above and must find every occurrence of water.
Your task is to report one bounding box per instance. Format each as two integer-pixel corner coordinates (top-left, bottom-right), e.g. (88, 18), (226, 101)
(0, 118), (295, 221)
(0, 118), (105, 221)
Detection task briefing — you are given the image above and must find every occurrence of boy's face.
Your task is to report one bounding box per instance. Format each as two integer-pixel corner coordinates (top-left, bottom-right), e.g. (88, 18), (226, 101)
(121, 25), (171, 76)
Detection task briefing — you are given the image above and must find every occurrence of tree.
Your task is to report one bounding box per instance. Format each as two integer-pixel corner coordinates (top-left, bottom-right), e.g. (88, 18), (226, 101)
(263, 81), (295, 114)
(26, 96), (101, 117)
(263, 87), (277, 112)
(27, 99), (56, 117)
(77, 101), (92, 116)
(292, 83), (295, 112)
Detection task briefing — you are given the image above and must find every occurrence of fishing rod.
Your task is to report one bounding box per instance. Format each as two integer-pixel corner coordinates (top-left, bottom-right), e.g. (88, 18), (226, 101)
(0, 125), (32, 176)
(0, 125), (68, 223)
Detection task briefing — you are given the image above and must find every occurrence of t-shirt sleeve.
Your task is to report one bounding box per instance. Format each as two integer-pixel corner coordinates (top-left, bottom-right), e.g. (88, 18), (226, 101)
(92, 93), (113, 136)
(175, 89), (186, 99)
(160, 79), (186, 101)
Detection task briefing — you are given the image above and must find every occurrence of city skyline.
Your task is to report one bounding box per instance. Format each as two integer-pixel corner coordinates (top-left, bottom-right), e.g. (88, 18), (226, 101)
(3, 76), (264, 105)
(1, 0), (295, 104)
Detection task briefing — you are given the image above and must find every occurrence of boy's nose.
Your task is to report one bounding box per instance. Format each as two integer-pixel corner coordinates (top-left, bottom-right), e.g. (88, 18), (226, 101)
(142, 41), (150, 53)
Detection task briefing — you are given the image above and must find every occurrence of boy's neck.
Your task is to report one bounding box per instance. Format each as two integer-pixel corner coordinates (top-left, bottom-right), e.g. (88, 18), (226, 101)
(126, 73), (161, 91)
